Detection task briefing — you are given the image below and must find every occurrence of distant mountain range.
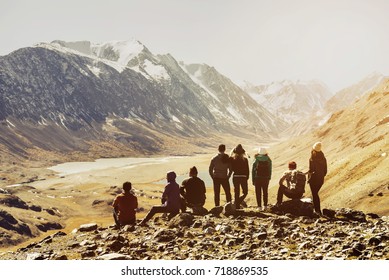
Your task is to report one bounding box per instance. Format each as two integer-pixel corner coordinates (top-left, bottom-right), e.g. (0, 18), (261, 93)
(0, 39), (387, 158)
(0, 39), (285, 157)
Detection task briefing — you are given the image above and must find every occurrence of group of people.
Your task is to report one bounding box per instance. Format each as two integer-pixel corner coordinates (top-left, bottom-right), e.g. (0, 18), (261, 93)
(112, 142), (327, 227)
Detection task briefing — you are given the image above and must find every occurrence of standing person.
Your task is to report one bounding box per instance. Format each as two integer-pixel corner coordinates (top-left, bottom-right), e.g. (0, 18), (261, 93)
(112, 181), (138, 227)
(140, 171), (181, 225)
(180, 166), (206, 212)
(209, 144), (232, 206)
(308, 142), (327, 215)
(252, 147), (272, 210)
(230, 144), (249, 209)
(277, 161), (306, 206)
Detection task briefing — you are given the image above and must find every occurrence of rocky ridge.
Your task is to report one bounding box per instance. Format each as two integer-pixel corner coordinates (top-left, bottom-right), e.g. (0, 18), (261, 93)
(1, 201), (387, 260)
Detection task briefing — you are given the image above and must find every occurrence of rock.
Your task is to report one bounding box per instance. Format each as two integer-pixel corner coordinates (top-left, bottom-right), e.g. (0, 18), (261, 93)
(223, 202), (236, 216)
(37, 222), (63, 232)
(153, 229), (176, 242)
(168, 213), (194, 228)
(209, 206), (223, 216)
(108, 240), (126, 252)
(96, 253), (130, 260)
(273, 199), (314, 217)
(253, 232), (268, 240)
(29, 205), (42, 212)
(377, 192), (383, 197)
(0, 195), (29, 209)
(335, 208), (367, 222)
(121, 225), (136, 232)
(79, 223), (98, 232)
(203, 227), (216, 234)
(368, 236), (382, 246)
(323, 208), (336, 218)
(26, 253), (45, 260)
(216, 224), (232, 234)
(366, 213), (380, 219)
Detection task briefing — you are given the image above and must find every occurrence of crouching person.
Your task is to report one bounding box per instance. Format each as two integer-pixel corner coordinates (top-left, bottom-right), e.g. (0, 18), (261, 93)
(112, 181), (138, 228)
(276, 161), (306, 206)
(140, 171), (181, 225)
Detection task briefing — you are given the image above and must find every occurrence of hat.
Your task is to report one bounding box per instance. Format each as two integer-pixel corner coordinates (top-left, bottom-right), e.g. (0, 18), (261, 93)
(258, 147), (268, 155)
(313, 142), (322, 152)
(233, 144), (245, 154)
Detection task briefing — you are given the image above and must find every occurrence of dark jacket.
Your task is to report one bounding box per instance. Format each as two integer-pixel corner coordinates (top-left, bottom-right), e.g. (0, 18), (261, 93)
(162, 181), (181, 211)
(230, 156), (249, 179)
(209, 153), (232, 179)
(112, 192), (138, 224)
(308, 151), (327, 186)
(180, 177), (206, 206)
(252, 154), (272, 183)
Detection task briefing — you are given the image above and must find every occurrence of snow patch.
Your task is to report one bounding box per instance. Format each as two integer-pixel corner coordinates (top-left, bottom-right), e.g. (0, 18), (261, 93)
(143, 59), (170, 81)
(6, 119), (15, 128)
(172, 116), (181, 123)
(87, 64), (101, 77)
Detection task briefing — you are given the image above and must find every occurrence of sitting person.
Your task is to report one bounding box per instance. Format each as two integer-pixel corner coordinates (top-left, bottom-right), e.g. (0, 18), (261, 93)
(276, 161), (306, 206)
(180, 166), (206, 212)
(140, 171), (181, 225)
(112, 181), (138, 227)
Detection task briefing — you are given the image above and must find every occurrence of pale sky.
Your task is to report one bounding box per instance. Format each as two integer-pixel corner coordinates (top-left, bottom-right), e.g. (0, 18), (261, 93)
(1, 0), (389, 92)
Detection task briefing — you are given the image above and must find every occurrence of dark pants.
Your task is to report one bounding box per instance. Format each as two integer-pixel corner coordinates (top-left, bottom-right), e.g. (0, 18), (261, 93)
(309, 182), (323, 213)
(277, 185), (303, 205)
(141, 206), (179, 224)
(233, 177), (248, 208)
(180, 197), (204, 212)
(113, 209), (135, 227)
(254, 178), (270, 207)
(213, 178), (231, 206)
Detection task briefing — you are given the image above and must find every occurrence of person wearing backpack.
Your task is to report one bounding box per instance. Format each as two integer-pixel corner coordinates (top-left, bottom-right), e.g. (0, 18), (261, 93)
(276, 161), (306, 205)
(112, 181), (138, 228)
(308, 142), (327, 215)
(230, 144), (250, 209)
(252, 147), (272, 210)
(209, 144), (232, 206)
(140, 171), (181, 225)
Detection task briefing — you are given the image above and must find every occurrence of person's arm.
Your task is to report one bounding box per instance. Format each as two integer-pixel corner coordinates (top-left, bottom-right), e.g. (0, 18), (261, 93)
(324, 157), (328, 177)
(227, 158), (233, 178)
(245, 158), (250, 180)
(112, 196), (119, 212)
(279, 173), (286, 186)
(269, 158), (272, 179)
(134, 196), (138, 209)
(251, 160), (258, 185)
(209, 158), (214, 178)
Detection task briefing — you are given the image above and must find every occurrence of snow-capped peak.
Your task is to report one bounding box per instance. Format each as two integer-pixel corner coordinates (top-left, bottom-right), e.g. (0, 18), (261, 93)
(91, 39), (146, 66)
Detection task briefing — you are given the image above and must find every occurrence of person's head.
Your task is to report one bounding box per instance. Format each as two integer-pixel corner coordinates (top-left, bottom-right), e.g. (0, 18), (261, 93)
(166, 171), (177, 182)
(288, 161), (297, 170)
(233, 144), (245, 155)
(218, 144), (226, 153)
(313, 142), (322, 152)
(123, 181), (132, 192)
(189, 166), (198, 177)
(258, 147), (268, 156)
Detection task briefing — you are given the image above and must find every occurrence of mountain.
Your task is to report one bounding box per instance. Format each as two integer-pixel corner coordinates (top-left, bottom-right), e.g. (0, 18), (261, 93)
(180, 63), (287, 133)
(325, 72), (385, 113)
(242, 80), (333, 124)
(0, 39), (285, 160)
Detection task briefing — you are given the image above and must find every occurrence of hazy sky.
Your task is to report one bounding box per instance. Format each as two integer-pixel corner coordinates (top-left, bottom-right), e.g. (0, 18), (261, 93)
(1, 0), (389, 92)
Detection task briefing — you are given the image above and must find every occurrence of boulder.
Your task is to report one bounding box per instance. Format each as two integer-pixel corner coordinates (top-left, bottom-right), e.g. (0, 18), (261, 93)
(188, 206), (208, 216)
(272, 198), (314, 217)
(223, 202), (236, 216)
(168, 213), (194, 228)
(334, 208), (367, 222)
(153, 229), (176, 242)
(209, 206), (223, 216)
(79, 223), (98, 232)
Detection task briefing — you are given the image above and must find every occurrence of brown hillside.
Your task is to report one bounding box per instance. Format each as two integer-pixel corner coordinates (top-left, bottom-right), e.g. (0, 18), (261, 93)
(269, 79), (389, 215)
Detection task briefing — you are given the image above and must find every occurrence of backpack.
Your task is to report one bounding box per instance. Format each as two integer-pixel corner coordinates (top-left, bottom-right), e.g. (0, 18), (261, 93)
(289, 170), (306, 193)
(256, 160), (270, 177)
